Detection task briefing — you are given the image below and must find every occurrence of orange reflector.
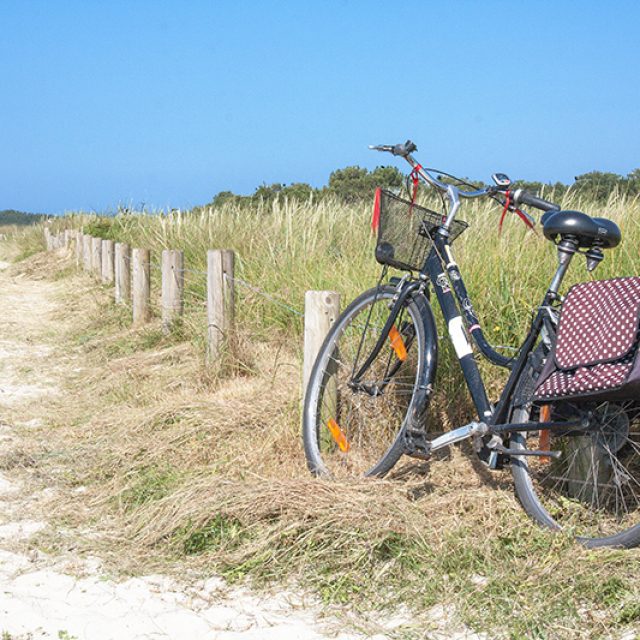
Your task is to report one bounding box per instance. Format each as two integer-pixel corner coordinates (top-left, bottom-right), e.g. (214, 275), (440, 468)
(327, 419), (350, 452)
(539, 405), (552, 463)
(388, 325), (408, 361)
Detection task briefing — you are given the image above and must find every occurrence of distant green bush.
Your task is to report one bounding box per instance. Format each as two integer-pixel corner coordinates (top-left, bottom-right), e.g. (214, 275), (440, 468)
(205, 165), (640, 209)
(0, 209), (48, 226)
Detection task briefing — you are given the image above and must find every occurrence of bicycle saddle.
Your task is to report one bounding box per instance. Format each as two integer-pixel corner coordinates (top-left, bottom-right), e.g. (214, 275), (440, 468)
(541, 209), (621, 249)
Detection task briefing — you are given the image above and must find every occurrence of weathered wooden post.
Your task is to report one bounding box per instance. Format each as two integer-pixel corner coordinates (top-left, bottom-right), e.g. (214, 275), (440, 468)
(161, 249), (184, 334)
(91, 237), (102, 278)
(63, 229), (71, 249)
(206, 249), (235, 362)
(82, 234), (92, 271)
(132, 248), (151, 325)
(302, 291), (341, 398)
(75, 230), (82, 266)
(115, 242), (131, 304)
(101, 239), (115, 284)
(44, 228), (52, 251)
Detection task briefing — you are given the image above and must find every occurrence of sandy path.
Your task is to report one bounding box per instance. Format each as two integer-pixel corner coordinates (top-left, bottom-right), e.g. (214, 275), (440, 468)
(0, 258), (396, 640)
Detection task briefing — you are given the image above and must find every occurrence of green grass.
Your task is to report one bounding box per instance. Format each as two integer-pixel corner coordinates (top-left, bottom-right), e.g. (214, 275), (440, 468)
(119, 465), (182, 510)
(178, 514), (249, 556)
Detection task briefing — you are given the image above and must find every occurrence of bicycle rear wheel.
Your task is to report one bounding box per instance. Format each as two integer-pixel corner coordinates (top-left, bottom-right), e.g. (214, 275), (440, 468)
(303, 286), (430, 478)
(511, 401), (640, 548)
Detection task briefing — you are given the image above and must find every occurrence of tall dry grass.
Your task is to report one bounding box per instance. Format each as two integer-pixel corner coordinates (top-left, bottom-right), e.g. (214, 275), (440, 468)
(39, 189), (640, 417)
(6, 191), (640, 638)
(48, 189), (640, 336)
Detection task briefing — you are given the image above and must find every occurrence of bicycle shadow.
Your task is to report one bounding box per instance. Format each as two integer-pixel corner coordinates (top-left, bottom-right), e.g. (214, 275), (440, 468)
(390, 438), (512, 502)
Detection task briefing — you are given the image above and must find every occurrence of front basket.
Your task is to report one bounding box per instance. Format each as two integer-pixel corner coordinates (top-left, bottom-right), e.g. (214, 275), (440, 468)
(372, 189), (468, 272)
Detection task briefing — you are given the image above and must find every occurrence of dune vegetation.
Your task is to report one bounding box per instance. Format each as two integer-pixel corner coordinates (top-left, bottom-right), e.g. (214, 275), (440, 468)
(4, 189), (640, 638)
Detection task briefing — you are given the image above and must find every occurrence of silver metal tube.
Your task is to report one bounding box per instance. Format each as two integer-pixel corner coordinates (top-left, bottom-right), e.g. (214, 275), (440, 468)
(411, 161), (490, 199)
(428, 421), (487, 452)
(548, 245), (576, 295)
(444, 185), (461, 229)
(403, 157), (493, 230)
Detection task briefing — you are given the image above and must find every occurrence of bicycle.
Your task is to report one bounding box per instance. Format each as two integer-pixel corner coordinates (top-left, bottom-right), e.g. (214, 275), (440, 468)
(302, 140), (640, 549)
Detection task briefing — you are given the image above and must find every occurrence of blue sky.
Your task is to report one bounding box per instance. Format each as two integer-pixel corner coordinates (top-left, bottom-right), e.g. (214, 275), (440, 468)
(1, 0), (639, 214)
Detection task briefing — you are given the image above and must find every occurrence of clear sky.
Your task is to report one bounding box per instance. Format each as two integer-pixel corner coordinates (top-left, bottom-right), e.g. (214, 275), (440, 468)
(2, 0), (639, 214)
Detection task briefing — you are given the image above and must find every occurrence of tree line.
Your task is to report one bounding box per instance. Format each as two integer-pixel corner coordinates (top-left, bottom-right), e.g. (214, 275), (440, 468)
(0, 209), (48, 226)
(206, 166), (640, 208)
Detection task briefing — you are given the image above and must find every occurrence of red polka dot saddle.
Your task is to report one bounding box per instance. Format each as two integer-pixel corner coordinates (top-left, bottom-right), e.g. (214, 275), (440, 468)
(534, 277), (640, 402)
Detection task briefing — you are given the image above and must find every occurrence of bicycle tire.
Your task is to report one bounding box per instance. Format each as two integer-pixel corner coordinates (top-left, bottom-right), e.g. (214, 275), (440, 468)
(303, 285), (430, 478)
(511, 392), (640, 548)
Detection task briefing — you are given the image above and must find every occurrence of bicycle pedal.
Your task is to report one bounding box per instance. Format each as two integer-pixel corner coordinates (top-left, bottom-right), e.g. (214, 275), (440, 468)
(403, 430), (431, 459)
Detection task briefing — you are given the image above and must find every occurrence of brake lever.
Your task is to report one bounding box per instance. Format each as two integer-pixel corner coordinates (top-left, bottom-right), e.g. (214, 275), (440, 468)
(498, 194), (538, 234)
(516, 207), (537, 228)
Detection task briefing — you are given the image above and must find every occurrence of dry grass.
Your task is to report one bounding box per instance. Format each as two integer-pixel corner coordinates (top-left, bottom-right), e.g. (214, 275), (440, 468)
(4, 194), (640, 638)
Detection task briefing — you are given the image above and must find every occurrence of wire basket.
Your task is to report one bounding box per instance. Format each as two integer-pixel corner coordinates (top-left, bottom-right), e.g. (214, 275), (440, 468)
(373, 189), (468, 272)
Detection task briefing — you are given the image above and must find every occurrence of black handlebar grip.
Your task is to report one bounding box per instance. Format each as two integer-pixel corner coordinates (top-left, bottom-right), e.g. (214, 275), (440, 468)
(392, 140), (418, 157)
(512, 189), (560, 212)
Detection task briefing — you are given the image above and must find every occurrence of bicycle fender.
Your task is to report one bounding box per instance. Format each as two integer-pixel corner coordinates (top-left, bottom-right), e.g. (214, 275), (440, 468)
(406, 291), (438, 430)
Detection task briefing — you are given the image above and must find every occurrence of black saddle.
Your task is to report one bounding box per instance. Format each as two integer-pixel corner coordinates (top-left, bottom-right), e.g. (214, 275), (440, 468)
(541, 209), (621, 249)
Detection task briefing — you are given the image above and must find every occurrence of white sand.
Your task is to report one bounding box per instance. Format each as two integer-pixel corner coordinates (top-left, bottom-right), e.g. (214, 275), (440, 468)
(0, 544), (382, 640)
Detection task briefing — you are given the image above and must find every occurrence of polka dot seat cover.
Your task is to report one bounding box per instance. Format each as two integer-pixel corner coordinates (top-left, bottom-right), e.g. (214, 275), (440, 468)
(534, 277), (640, 402)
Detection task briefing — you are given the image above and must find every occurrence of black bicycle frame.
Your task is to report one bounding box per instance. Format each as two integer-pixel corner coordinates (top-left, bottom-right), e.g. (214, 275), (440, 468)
(423, 232), (551, 427)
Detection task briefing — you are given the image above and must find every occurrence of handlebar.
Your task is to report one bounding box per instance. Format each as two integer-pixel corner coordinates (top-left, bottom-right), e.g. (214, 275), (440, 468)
(370, 139), (561, 231)
(371, 139), (561, 208)
(370, 140), (490, 200)
(369, 141), (417, 157)
(511, 189), (560, 212)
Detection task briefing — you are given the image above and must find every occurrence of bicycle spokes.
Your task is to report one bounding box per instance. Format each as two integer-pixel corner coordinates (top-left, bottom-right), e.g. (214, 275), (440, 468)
(305, 287), (426, 478)
(523, 401), (640, 536)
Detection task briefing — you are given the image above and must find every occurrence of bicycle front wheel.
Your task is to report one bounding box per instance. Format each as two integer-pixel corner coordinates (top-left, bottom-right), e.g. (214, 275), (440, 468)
(303, 286), (430, 478)
(511, 401), (640, 548)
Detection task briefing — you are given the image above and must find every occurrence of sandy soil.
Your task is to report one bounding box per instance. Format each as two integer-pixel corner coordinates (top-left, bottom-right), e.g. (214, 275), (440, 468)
(0, 255), (484, 640)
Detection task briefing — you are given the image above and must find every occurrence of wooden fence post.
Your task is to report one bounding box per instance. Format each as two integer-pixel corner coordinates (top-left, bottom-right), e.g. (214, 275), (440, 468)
(132, 248), (151, 325)
(82, 235), (91, 271)
(101, 239), (115, 284)
(75, 230), (82, 266)
(206, 249), (235, 362)
(63, 229), (71, 249)
(43, 228), (51, 251)
(161, 249), (184, 334)
(302, 291), (341, 397)
(91, 237), (102, 278)
(115, 242), (131, 304)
